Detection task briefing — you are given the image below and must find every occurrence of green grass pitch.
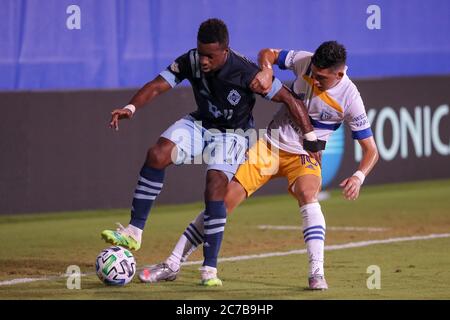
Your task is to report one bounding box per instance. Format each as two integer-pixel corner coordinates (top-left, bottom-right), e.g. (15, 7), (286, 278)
(1, 179), (450, 299)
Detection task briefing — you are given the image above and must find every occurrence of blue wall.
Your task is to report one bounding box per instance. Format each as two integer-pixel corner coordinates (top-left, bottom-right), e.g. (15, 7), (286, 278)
(1, 0), (450, 90)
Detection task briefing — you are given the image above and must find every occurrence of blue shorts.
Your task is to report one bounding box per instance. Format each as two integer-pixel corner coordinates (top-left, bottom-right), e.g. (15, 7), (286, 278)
(161, 116), (248, 181)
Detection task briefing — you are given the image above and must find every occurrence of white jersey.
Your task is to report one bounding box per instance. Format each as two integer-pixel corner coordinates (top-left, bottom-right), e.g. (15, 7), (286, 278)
(265, 50), (373, 155)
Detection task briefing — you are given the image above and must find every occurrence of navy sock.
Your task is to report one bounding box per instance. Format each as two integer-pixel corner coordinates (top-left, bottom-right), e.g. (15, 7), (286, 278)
(203, 201), (227, 268)
(183, 222), (204, 248)
(129, 165), (165, 230)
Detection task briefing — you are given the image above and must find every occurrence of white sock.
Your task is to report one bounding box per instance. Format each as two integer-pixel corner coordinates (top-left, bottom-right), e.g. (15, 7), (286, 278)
(166, 211), (204, 271)
(126, 224), (143, 243)
(300, 202), (326, 277)
(166, 235), (188, 271)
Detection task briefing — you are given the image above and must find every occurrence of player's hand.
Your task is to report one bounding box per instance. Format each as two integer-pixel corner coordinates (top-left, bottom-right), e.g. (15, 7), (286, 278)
(339, 176), (362, 200)
(250, 68), (273, 94)
(307, 151), (322, 167)
(109, 108), (133, 131)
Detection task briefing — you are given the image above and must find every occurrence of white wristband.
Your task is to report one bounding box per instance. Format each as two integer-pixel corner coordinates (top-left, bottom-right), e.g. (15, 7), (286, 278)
(123, 104), (136, 115)
(352, 170), (366, 184)
(304, 131), (317, 141)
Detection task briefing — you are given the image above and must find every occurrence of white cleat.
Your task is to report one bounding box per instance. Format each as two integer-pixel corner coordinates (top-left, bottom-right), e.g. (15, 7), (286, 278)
(308, 275), (328, 290)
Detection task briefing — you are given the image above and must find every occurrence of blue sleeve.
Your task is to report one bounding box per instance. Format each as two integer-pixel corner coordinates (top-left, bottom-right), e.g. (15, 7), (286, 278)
(159, 70), (180, 88)
(264, 78), (283, 100)
(160, 51), (191, 87)
(352, 127), (373, 140)
(277, 50), (290, 70)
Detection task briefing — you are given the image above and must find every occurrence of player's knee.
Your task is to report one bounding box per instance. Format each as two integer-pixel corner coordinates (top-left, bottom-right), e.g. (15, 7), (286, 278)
(145, 146), (170, 169)
(296, 187), (318, 204)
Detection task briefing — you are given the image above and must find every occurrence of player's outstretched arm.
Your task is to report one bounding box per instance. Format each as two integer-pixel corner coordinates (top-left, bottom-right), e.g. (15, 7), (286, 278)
(270, 86), (325, 164)
(109, 75), (172, 131)
(249, 48), (281, 94)
(340, 136), (379, 200)
(271, 85), (313, 134)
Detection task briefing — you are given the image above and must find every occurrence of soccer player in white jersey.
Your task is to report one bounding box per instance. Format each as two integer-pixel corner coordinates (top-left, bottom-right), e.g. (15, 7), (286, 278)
(139, 41), (379, 290)
(101, 19), (322, 287)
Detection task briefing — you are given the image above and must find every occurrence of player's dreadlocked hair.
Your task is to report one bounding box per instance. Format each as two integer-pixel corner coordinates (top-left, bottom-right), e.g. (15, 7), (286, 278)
(197, 18), (229, 48)
(312, 41), (347, 70)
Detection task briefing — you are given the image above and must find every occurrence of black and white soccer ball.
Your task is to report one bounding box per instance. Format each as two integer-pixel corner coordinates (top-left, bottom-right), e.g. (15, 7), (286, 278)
(95, 246), (136, 286)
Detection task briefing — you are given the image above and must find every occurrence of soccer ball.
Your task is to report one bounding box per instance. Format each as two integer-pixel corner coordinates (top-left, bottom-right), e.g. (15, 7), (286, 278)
(95, 246), (136, 285)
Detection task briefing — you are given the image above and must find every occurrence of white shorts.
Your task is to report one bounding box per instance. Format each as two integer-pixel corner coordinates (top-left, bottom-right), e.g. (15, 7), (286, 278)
(161, 116), (248, 180)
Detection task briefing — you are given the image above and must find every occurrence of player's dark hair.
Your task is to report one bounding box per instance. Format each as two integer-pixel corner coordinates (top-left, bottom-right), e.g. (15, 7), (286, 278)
(311, 41), (347, 70)
(197, 18), (229, 48)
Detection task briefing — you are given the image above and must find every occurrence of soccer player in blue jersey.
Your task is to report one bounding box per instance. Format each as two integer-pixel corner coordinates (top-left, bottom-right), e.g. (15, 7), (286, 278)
(101, 18), (324, 286)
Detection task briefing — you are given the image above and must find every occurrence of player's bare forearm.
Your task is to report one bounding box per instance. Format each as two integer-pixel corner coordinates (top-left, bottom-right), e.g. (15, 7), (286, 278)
(109, 75), (172, 131)
(339, 136), (378, 200)
(271, 86), (323, 162)
(272, 86), (313, 134)
(357, 136), (379, 176)
(129, 75), (172, 110)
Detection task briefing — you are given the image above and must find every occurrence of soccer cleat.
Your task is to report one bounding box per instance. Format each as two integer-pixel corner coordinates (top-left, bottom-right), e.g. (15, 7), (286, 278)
(201, 277), (223, 287)
(139, 263), (178, 283)
(308, 275), (328, 290)
(199, 266), (222, 287)
(101, 223), (141, 251)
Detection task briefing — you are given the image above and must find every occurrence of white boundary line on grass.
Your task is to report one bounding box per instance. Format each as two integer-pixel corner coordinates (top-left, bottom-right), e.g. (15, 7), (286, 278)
(1, 232), (449, 286)
(183, 232), (450, 265)
(258, 225), (389, 232)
